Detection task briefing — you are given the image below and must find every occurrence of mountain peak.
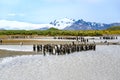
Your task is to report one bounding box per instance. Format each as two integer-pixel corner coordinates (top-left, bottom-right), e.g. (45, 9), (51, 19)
(64, 19), (120, 30)
(0, 18), (120, 30)
(57, 17), (75, 22)
(50, 18), (75, 29)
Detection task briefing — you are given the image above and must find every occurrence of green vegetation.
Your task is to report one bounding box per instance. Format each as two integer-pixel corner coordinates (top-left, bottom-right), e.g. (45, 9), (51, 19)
(0, 28), (120, 36)
(107, 26), (120, 30)
(47, 27), (59, 31)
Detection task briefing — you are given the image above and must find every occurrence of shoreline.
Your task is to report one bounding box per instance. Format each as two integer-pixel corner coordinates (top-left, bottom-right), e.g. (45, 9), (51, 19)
(0, 35), (119, 45)
(0, 49), (37, 58)
(0, 36), (119, 58)
(1, 39), (120, 45)
(0, 44), (119, 58)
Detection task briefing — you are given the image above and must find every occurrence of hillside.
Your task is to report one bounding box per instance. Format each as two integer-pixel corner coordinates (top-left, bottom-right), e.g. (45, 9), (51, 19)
(0, 30), (120, 36)
(107, 26), (120, 30)
(65, 19), (120, 30)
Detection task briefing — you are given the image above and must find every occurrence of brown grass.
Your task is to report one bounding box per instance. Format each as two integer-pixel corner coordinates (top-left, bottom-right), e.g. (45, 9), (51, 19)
(2, 39), (73, 45)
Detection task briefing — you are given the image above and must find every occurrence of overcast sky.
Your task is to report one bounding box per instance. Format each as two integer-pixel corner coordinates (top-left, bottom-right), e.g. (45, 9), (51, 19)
(0, 0), (120, 24)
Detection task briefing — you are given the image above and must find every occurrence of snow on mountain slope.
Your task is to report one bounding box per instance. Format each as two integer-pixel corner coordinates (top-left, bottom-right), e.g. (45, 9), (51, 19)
(50, 18), (75, 29)
(0, 18), (75, 30)
(1, 18), (119, 30)
(64, 19), (116, 30)
(0, 20), (54, 30)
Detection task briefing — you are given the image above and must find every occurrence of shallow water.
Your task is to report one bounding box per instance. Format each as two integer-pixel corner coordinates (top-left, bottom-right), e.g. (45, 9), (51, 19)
(0, 45), (120, 80)
(0, 36), (120, 52)
(0, 45), (33, 51)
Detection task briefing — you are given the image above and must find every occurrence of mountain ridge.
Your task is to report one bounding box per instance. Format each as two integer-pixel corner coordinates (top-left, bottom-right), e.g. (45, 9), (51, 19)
(64, 19), (120, 30)
(0, 18), (120, 30)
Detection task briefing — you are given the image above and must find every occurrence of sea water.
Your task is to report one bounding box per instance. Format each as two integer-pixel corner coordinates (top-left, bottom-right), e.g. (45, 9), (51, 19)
(0, 45), (120, 80)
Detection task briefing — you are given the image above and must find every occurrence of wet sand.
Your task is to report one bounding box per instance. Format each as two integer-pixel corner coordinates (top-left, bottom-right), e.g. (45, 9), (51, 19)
(0, 39), (74, 58)
(1, 39), (120, 45)
(0, 37), (119, 58)
(0, 49), (36, 58)
(2, 39), (75, 45)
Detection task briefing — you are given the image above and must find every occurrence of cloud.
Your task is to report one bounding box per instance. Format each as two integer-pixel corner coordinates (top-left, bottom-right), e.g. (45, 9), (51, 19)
(0, 20), (53, 30)
(8, 13), (17, 16)
(7, 13), (25, 17)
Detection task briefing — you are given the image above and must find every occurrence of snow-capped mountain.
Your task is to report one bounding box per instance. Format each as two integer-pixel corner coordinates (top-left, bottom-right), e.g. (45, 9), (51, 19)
(0, 18), (75, 30)
(0, 20), (54, 30)
(0, 18), (120, 30)
(64, 19), (120, 30)
(50, 18), (75, 29)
